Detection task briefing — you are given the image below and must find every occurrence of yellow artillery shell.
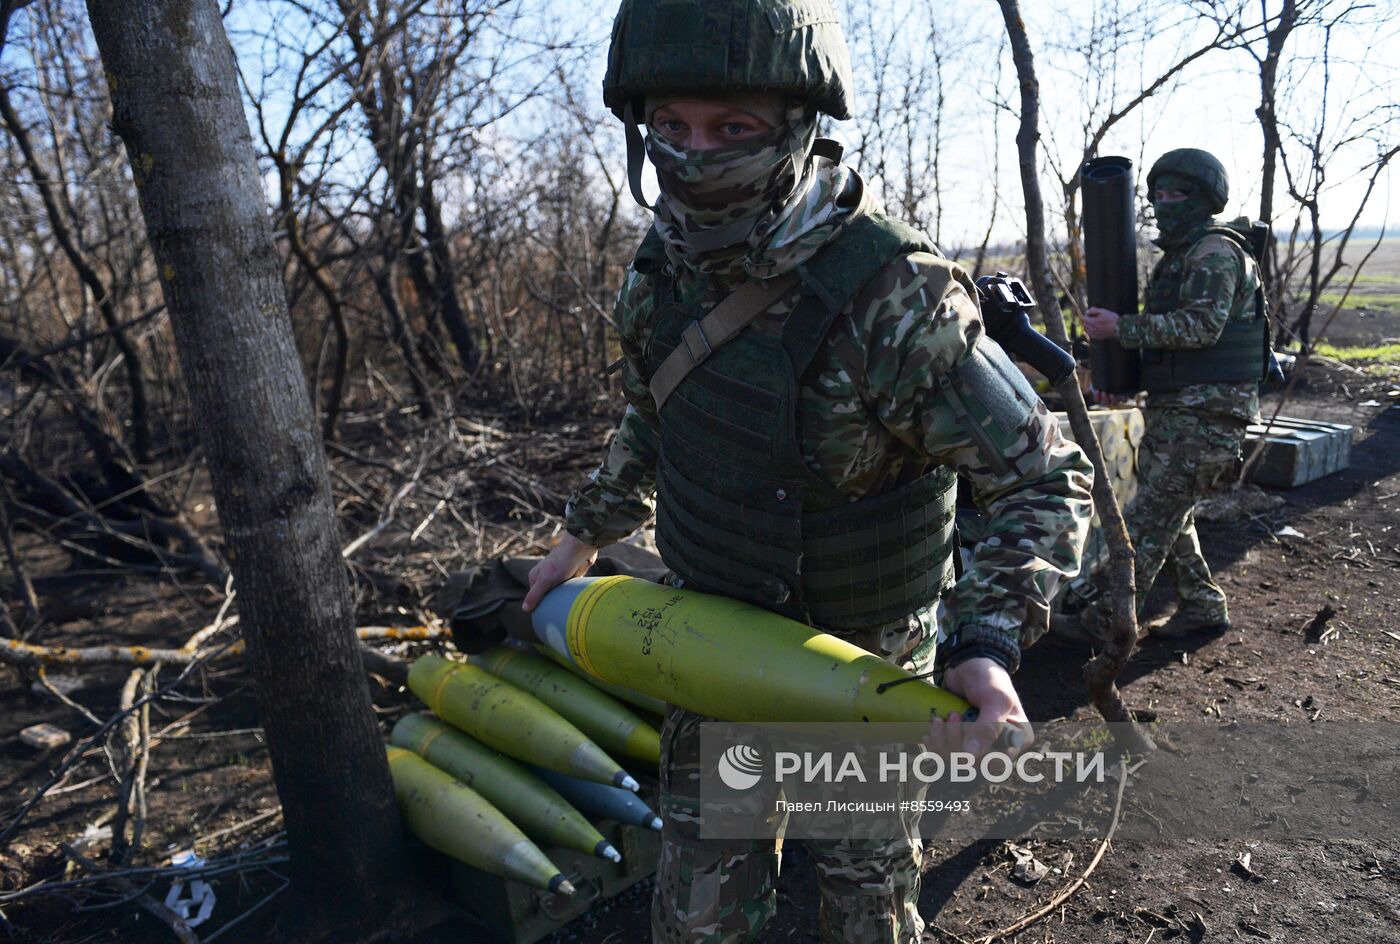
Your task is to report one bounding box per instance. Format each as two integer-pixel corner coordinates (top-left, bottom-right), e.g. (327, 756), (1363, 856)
(392, 714), (620, 863)
(385, 746), (573, 895)
(529, 577), (970, 723)
(407, 655), (639, 792)
(474, 645), (662, 766)
(536, 644), (669, 719)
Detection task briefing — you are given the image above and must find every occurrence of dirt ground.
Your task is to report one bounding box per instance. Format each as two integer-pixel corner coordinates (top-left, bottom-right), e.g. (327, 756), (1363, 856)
(4, 304), (1400, 941)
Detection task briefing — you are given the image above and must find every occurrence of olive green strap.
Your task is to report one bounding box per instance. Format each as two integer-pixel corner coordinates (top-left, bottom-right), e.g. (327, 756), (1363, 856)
(649, 271), (800, 411)
(623, 99), (650, 209)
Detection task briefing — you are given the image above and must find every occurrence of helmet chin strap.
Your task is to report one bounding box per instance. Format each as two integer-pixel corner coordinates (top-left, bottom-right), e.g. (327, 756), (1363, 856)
(623, 98), (651, 209)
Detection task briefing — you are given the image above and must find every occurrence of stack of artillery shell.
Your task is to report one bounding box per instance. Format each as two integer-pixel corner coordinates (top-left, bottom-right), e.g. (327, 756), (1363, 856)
(526, 764), (665, 832)
(472, 645), (662, 765)
(385, 746), (575, 895)
(536, 644), (669, 719)
(389, 654), (669, 891)
(408, 654), (640, 791)
(391, 714), (624, 863)
(1056, 408), (1142, 508)
(1054, 407), (1144, 573)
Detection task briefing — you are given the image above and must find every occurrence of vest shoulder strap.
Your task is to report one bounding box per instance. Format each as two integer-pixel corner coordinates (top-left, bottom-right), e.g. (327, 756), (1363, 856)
(1197, 224), (1253, 260)
(794, 213), (940, 314)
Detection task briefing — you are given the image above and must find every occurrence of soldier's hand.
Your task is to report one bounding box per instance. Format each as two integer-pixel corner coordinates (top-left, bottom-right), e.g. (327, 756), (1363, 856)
(1081, 306), (1120, 340)
(522, 533), (599, 612)
(924, 658), (1031, 760)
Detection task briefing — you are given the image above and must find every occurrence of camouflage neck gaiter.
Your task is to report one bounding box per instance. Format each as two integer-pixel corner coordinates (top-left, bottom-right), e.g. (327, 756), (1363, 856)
(1151, 175), (1215, 248)
(648, 112), (818, 267)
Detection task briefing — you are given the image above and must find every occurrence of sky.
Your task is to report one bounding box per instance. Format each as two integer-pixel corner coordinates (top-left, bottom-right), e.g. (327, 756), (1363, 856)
(519, 0), (1399, 251)
(210, 0), (1399, 252)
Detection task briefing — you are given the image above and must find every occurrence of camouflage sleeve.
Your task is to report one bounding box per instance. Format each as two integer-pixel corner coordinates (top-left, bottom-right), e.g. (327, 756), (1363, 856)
(1119, 235), (1243, 350)
(563, 269), (661, 547)
(855, 252), (1096, 646)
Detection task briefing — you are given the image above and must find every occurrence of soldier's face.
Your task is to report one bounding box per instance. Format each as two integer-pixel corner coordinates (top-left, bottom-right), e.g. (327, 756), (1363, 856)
(650, 102), (776, 151)
(1152, 187), (1190, 204)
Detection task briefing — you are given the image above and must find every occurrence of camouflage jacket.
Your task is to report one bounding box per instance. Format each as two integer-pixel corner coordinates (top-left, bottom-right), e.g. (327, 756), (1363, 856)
(565, 183), (1093, 649)
(1118, 226), (1262, 422)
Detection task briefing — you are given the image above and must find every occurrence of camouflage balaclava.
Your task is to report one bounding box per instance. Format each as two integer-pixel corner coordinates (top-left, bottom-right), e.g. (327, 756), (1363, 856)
(646, 101), (819, 263)
(1151, 172), (1215, 247)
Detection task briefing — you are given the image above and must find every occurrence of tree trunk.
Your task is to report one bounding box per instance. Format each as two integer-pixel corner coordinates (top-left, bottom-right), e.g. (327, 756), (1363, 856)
(419, 168), (481, 375)
(995, 0), (1152, 753)
(1256, 0), (1296, 228)
(1256, 0), (1296, 324)
(84, 1), (426, 939)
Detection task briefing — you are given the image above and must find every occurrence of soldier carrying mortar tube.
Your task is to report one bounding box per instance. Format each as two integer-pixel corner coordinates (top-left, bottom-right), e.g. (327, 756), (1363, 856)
(1077, 148), (1268, 642)
(520, 2), (1094, 940)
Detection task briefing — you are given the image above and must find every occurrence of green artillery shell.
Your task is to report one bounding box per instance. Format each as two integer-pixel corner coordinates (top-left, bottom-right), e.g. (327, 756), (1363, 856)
(528, 577), (972, 723)
(536, 644), (669, 718)
(391, 714), (620, 863)
(474, 645), (662, 766)
(407, 654), (639, 792)
(385, 746), (573, 895)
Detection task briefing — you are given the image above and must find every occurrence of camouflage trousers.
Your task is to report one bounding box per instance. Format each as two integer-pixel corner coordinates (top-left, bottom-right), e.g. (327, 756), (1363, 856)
(1120, 407), (1247, 622)
(650, 618), (937, 944)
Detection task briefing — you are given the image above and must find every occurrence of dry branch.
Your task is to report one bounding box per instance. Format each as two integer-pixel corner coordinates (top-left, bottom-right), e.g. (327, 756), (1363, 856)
(970, 757), (1131, 943)
(1, 625), (445, 668)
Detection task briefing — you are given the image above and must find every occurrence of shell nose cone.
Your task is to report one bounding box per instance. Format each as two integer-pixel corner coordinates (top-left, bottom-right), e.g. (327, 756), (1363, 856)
(532, 577), (603, 657)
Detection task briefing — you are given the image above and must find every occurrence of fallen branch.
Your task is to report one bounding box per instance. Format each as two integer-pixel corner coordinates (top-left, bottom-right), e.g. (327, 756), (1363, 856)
(1, 625), (445, 668)
(60, 844), (201, 944)
(971, 757), (1130, 944)
(0, 640), (237, 847)
(110, 667), (156, 866)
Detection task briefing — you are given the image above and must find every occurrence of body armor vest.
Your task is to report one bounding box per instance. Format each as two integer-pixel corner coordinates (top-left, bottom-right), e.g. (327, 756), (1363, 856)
(1140, 225), (1268, 393)
(635, 214), (957, 632)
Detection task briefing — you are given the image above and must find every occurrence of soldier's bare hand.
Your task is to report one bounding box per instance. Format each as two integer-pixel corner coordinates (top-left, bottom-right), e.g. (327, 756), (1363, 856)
(924, 658), (1032, 760)
(1082, 306), (1121, 340)
(522, 533), (599, 612)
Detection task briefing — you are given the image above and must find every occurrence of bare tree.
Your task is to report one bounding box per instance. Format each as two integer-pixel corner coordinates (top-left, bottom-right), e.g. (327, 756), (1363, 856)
(1192, 0), (1397, 345)
(0, 0), (153, 460)
(83, 0), (432, 938)
(995, 0), (1153, 753)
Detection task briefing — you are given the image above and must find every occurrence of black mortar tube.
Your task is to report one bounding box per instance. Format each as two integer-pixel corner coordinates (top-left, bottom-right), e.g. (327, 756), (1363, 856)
(1080, 156), (1142, 394)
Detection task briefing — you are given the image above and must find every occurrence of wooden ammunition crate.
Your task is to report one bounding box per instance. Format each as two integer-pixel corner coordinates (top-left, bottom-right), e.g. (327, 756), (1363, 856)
(411, 776), (662, 944)
(1245, 416), (1353, 487)
(435, 816), (660, 944)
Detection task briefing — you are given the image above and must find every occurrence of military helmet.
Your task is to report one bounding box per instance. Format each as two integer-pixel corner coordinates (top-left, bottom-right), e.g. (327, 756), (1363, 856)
(1147, 148), (1229, 213)
(603, 0), (854, 121)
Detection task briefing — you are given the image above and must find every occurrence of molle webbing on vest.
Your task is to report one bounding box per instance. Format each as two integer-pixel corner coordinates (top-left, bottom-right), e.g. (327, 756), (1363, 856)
(1140, 226), (1268, 393)
(1141, 319), (1269, 391)
(642, 214), (958, 631)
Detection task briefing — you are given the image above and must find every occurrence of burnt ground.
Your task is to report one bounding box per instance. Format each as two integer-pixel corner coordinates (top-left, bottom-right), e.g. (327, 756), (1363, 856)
(4, 356), (1400, 941)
